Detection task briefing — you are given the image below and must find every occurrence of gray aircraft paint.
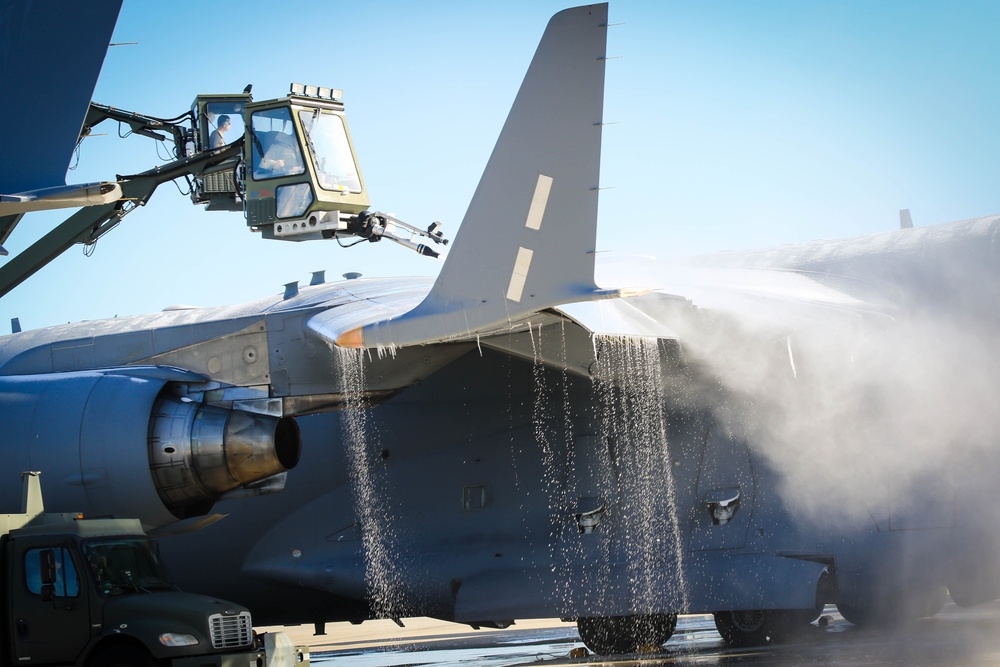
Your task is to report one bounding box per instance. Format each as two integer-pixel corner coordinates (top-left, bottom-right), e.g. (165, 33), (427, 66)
(1, 2), (1000, 646)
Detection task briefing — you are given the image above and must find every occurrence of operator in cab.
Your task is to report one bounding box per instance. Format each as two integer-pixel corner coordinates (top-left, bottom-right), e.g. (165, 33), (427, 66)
(210, 115), (231, 148)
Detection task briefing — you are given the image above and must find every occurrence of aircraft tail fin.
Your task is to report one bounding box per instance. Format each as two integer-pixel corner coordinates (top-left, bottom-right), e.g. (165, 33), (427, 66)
(0, 0), (122, 196)
(337, 3), (611, 349)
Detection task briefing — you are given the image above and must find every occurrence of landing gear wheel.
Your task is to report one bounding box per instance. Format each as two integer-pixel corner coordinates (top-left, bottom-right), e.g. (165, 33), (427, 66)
(714, 609), (770, 647)
(918, 585), (948, 619)
(577, 613), (678, 655)
(835, 601), (872, 626)
(636, 613), (678, 647)
(713, 609), (814, 647)
(838, 585), (948, 627)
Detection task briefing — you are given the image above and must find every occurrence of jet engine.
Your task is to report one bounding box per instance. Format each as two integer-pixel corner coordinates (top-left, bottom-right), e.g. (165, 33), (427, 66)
(0, 368), (300, 528)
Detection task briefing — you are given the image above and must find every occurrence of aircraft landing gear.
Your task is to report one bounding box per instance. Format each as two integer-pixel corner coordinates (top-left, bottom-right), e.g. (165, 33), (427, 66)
(713, 609), (819, 647)
(837, 585), (947, 627)
(576, 613), (677, 655)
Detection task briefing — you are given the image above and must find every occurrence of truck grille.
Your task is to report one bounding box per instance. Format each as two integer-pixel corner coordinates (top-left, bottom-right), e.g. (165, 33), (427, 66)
(209, 612), (252, 648)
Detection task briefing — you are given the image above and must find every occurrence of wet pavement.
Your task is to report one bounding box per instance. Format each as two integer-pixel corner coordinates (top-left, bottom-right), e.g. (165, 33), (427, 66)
(304, 601), (1000, 666)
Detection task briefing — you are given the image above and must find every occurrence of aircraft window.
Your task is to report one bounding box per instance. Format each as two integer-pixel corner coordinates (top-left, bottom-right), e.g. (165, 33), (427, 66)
(298, 110), (362, 193)
(250, 107), (306, 180)
(204, 101), (245, 150)
(276, 183), (314, 219)
(24, 547), (79, 597)
(83, 538), (175, 597)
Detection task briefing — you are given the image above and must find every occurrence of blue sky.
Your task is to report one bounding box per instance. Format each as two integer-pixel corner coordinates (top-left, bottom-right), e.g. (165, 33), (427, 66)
(4, 0), (1000, 330)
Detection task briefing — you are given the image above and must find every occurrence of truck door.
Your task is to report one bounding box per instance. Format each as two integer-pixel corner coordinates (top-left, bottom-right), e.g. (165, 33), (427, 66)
(9, 540), (91, 664)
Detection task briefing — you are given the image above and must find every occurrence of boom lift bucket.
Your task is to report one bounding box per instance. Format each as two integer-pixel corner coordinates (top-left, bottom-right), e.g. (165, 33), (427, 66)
(193, 85), (371, 240)
(0, 82), (448, 299)
(243, 85), (371, 241)
(191, 93), (251, 211)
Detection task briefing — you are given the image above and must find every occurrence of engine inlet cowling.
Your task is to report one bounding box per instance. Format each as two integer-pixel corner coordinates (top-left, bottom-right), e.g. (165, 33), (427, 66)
(148, 396), (301, 518)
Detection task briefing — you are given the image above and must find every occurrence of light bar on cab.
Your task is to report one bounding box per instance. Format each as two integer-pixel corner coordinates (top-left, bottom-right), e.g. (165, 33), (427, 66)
(289, 83), (343, 101)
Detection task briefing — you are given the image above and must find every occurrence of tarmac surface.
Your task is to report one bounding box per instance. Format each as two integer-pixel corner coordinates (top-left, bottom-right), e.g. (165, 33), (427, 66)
(261, 600), (1000, 666)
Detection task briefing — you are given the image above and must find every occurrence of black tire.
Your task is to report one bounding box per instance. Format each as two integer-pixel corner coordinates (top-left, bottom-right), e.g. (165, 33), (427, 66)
(714, 609), (770, 647)
(919, 585), (948, 618)
(89, 645), (156, 667)
(714, 609), (814, 647)
(836, 600), (874, 626)
(577, 613), (678, 655)
(948, 558), (1000, 607)
(838, 585), (947, 627)
(637, 613), (678, 647)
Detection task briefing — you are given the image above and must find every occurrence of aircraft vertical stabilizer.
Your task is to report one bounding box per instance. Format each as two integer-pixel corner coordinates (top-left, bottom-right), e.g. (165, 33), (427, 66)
(0, 0), (122, 196)
(0, 0), (123, 244)
(335, 3), (610, 350)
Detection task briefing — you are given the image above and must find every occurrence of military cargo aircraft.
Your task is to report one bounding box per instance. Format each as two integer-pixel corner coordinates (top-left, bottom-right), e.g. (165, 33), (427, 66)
(3, 1), (1000, 656)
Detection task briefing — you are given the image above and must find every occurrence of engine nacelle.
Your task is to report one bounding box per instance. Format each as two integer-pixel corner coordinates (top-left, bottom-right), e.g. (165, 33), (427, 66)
(0, 368), (300, 528)
(149, 394), (301, 517)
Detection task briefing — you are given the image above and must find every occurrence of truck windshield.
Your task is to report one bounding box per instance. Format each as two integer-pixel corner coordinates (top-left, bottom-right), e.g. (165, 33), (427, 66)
(297, 109), (362, 193)
(83, 538), (175, 597)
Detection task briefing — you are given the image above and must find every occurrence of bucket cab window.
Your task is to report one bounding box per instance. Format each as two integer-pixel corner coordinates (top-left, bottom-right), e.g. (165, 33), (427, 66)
(204, 101), (246, 150)
(297, 109), (362, 193)
(250, 107), (305, 180)
(276, 183), (313, 219)
(24, 547), (79, 597)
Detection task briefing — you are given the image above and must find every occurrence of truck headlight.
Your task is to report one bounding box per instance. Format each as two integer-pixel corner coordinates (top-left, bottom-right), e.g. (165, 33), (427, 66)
(159, 633), (200, 647)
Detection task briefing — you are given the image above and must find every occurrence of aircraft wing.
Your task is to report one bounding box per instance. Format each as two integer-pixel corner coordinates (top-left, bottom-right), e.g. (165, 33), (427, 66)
(571, 257), (892, 335)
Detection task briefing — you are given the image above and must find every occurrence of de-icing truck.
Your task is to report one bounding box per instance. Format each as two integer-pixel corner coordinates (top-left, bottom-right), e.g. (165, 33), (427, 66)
(0, 472), (306, 667)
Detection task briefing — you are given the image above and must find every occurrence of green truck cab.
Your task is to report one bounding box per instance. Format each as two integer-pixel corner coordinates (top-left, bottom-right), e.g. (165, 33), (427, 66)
(2, 472), (304, 667)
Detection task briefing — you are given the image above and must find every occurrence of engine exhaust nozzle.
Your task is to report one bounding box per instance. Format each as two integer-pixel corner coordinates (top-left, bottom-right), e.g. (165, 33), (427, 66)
(148, 396), (301, 518)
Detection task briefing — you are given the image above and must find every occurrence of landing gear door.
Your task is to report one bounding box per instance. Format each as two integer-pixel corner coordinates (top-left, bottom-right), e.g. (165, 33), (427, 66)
(691, 428), (755, 550)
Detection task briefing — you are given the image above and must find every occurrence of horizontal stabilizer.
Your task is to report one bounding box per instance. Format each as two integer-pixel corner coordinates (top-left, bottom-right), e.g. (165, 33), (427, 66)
(0, 182), (122, 216)
(337, 3), (610, 349)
